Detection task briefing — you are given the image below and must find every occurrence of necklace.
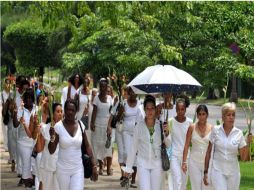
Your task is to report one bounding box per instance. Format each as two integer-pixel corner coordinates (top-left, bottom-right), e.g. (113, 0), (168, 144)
(197, 122), (207, 137)
(147, 127), (155, 144)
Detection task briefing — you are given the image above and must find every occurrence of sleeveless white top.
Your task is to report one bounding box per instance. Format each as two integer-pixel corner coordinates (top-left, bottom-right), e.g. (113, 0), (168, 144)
(93, 95), (112, 126)
(123, 99), (141, 134)
(190, 125), (211, 164)
(54, 120), (85, 173)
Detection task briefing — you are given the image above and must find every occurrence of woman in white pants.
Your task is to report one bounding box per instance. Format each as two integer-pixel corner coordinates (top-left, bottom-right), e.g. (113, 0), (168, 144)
(119, 87), (140, 187)
(182, 104), (212, 190)
(170, 97), (192, 190)
(203, 102), (252, 190)
(156, 92), (176, 190)
(124, 95), (171, 190)
(13, 88), (35, 188)
(48, 99), (98, 190)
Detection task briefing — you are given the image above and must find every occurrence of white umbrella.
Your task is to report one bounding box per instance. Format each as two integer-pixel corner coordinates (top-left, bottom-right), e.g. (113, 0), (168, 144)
(128, 65), (202, 94)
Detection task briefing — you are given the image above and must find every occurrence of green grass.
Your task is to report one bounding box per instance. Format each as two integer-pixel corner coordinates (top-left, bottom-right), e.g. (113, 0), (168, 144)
(240, 161), (254, 190)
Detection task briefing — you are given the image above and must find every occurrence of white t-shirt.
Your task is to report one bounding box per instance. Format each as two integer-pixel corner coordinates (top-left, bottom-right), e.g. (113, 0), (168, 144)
(61, 85), (82, 107)
(171, 117), (192, 159)
(210, 125), (246, 175)
(160, 105), (176, 123)
(93, 95), (112, 126)
(17, 107), (35, 147)
(40, 123), (59, 172)
(54, 120), (85, 173)
(123, 99), (141, 133)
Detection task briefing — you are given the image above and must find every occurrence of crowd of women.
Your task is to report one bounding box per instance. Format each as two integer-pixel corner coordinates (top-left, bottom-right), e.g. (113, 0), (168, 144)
(1, 73), (252, 190)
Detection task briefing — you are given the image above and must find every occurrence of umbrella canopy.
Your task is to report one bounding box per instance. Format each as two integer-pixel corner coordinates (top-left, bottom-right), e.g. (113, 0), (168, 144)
(128, 65), (202, 94)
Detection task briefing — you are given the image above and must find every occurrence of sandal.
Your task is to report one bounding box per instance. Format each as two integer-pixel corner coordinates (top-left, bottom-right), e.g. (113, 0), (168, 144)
(99, 168), (103, 175)
(11, 161), (15, 172)
(17, 178), (24, 186)
(107, 168), (113, 176)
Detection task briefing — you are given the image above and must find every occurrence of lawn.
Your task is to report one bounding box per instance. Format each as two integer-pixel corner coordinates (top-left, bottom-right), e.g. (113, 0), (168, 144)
(240, 161), (254, 190)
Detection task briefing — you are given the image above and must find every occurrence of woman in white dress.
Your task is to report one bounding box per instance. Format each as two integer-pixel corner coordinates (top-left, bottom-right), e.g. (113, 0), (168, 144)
(90, 78), (113, 175)
(48, 99), (98, 190)
(182, 104), (213, 190)
(124, 95), (171, 190)
(35, 102), (62, 190)
(169, 97), (192, 190)
(203, 102), (252, 190)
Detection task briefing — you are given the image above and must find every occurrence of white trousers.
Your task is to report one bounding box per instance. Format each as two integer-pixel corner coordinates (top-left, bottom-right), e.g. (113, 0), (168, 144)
(40, 169), (59, 190)
(56, 168), (84, 190)
(2, 123), (8, 151)
(115, 129), (125, 163)
(7, 124), (16, 161)
(171, 157), (188, 190)
(211, 168), (240, 190)
(137, 165), (163, 190)
(123, 131), (136, 166)
(16, 141), (22, 175)
(17, 143), (33, 179)
(166, 170), (173, 190)
(189, 157), (212, 190)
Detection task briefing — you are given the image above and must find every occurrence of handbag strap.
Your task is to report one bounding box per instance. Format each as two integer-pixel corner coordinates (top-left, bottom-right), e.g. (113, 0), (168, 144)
(78, 120), (88, 153)
(159, 121), (166, 148)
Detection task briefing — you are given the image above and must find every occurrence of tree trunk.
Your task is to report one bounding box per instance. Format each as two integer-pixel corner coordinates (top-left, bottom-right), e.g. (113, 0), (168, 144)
(206, 88), (217, 99)
(230, 75), (238, 103)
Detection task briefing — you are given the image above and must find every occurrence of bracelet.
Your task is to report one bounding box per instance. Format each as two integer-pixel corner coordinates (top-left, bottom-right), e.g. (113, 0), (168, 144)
(204, 170), (208, 174)
(182, 161), (187, 164)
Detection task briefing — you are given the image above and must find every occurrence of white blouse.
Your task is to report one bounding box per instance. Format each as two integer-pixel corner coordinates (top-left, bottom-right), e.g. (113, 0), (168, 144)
(125, 120), (170, 172)
(210, 125), (246, 175)
(17, 106), (35, 147)
(54, 120), (85, 173)
(40, 123), (59, 172)
(61, 85), (81, 108)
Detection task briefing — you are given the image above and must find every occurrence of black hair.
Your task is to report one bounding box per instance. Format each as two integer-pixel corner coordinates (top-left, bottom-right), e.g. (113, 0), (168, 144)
(20, 80), (30, 88)
(127, 86), (134, 94)
(22, 88), (35, 103)
(68, 73), (84, 87)
(196, 104), (209, 115)
(16, 75), (26, 84)
(176, 94), (190, 108)
(53, 103), (62, 113)
(143, 95), (156, 109)
(64, 99), (78, 112)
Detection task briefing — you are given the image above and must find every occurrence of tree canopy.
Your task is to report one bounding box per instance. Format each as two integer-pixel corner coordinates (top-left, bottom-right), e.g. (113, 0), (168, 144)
(1, 1), (254, 97)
